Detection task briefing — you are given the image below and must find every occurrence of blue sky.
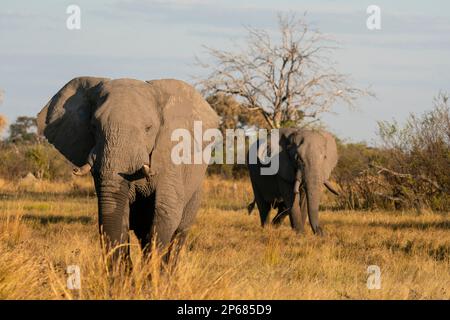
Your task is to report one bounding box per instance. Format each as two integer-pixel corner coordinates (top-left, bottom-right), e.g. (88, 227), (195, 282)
(1, 0), (449, 143)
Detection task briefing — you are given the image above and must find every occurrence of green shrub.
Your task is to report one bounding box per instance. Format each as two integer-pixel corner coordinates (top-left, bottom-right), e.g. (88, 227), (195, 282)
(0, 142), (72, 181)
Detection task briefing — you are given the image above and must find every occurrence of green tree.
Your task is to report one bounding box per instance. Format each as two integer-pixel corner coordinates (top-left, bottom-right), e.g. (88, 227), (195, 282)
(9, 116), (38, 143)
(206, 94), (269, 133)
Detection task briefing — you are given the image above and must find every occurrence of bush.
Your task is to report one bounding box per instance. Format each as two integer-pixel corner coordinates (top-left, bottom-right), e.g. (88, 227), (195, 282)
(0, 142), (72, 181)
(332, 92), (450, 211)
(332, 141), (390, 210)
(375, 92), (450, 211)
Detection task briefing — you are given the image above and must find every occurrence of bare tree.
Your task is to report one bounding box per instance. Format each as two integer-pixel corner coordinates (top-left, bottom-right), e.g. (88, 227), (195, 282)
(196, 13), (373, 129)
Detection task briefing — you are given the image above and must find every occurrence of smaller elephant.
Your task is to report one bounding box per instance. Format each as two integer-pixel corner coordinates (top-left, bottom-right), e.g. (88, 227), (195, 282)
(247, 128), (339, 235)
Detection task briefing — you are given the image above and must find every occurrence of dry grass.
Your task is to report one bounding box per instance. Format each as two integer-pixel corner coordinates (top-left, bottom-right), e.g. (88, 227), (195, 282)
(0, 176), (448, 299)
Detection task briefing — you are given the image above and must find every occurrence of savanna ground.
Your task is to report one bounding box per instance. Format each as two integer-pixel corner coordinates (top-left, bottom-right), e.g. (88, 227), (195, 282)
(0, 176), (448, 299)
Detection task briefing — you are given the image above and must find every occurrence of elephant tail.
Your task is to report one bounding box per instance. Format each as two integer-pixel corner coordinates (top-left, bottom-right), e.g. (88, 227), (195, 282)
(247, 199), (256, 215)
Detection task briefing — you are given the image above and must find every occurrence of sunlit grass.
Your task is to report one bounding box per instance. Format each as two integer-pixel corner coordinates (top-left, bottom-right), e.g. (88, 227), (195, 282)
(0, 177), (448, 299)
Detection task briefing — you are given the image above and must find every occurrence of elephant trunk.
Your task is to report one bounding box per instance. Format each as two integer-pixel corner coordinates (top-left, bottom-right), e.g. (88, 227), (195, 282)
(305, 170), (323, 236)
(96, 181), (130, 265)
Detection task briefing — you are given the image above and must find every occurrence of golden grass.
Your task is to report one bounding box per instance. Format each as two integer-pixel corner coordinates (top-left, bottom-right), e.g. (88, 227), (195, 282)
(0, 176), (448, 299)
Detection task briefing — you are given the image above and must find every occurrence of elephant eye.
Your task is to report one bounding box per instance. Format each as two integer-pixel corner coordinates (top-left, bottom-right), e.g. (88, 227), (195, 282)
(145, 125), (152, 133)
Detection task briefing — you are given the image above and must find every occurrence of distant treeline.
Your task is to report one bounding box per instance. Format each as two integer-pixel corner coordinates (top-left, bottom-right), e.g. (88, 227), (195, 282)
(0, 94), (449, 212)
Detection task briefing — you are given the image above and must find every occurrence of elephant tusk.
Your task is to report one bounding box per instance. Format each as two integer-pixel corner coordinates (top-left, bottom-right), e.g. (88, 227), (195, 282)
(142, 164), (155, 178)
(73, 163), (91, 176)
(324, 180), (339, 196)
(294, 179), (301, 194)
(293, 170), (302, 194)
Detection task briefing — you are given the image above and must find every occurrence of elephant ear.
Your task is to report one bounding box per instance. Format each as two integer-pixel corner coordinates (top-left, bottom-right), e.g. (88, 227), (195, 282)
(37, 77), (109, 167)
(277, 128), (298, 183)
(145, 79), (218, 174)
(321, 131), (338, 179)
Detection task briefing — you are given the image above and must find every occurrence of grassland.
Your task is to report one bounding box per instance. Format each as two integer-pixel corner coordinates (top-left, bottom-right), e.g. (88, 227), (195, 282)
(0, 176), (448, 299)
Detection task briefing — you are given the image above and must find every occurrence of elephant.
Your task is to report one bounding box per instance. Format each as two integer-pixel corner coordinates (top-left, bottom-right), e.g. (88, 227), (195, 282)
(37, 77), (219, 266)
(247, 128), (339, 235)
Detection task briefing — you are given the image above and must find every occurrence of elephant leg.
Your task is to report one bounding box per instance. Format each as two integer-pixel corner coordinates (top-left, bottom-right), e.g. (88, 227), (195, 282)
(151, 183), (184, 263)
(166, 229), (188, 270)
(256, 199), (271, 227)
(130, 192), (156, 256)
(300, 191), (307, 230)
(252, 187), (271, 227)
(286, 203), (304, 233)
(152, 210), (183, 262)
(278, 180), (304, 233)
(286, 191), (307, 233)
(167, 189), (202, 267)
(290, 192), (305, 233)
(272, 202), (288, 226)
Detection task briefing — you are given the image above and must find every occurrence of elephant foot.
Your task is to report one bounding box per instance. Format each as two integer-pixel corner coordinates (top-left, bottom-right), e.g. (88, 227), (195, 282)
(271, 223), (282, 229)
(289, 216), (305, 234)
(271, 216), (285, 227)
(292, 225), (305, 234)
(312, 226), (324, 236)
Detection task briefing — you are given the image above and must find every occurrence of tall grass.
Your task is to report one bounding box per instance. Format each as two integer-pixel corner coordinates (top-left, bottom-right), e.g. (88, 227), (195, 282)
(0, 177), (448, 299)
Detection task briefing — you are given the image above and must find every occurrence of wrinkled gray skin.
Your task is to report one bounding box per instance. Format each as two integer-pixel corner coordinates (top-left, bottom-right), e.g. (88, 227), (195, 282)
(37, 77), (218, 266)
(247, 128), (338, 235)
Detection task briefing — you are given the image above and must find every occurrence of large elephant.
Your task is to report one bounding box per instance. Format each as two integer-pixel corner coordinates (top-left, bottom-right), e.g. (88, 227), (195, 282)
(247, 128), (339, 235)
(37, 77), (218, 265)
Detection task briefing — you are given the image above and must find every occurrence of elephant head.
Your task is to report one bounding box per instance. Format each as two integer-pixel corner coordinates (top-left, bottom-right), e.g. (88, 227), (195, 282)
(37, 77), (199, 257)
(279, 128), (339, 235)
